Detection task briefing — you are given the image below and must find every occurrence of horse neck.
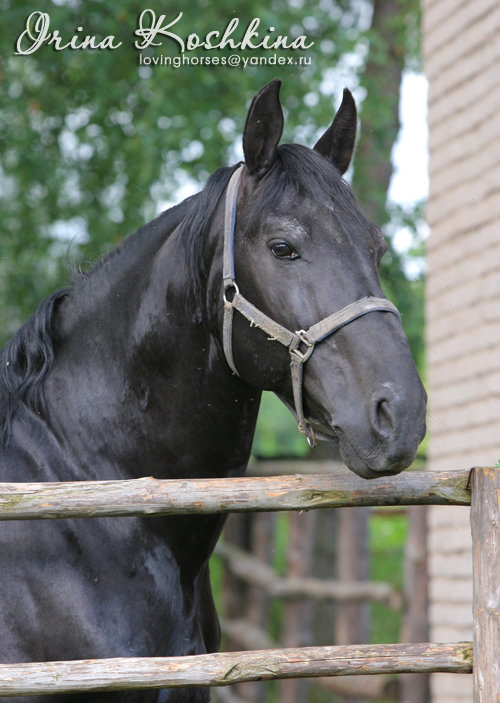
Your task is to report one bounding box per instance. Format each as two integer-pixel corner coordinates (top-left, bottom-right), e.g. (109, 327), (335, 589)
(45, 199), (261, 482)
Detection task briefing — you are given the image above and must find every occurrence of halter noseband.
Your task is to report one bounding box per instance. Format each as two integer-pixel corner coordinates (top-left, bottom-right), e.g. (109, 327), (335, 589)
(222, 165), (400, 448)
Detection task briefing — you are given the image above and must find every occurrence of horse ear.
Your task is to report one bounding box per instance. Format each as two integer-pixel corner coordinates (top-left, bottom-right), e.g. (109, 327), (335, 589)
(314, 88), (357, 175)
(243, 79), (284, 177)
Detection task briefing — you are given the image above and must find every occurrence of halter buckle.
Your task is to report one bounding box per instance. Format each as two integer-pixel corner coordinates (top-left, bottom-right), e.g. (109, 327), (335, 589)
(290, 330), (315, 363)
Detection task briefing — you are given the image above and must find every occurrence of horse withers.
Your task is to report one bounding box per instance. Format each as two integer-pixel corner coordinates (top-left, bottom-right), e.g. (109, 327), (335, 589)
(0, 80), (426, 701)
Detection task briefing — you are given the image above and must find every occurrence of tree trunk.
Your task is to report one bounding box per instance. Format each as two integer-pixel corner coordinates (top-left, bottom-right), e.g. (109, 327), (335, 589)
(353, 0), (408, 226)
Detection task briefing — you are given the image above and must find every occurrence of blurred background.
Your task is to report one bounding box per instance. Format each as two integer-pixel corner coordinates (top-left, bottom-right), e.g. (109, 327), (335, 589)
(3, 1), (484, 702)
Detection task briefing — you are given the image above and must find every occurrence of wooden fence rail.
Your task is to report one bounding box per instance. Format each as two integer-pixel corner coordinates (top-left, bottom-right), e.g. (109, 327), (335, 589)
(0, 467), (497, 702)
(0, 642), (472, 697)
(0, 469), (471, 520)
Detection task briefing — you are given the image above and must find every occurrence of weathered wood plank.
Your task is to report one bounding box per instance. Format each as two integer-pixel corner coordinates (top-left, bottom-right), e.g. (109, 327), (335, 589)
(0, 470), (471, 520)
(219, 617), (399, 702)
(470, 467), (500, 703)
(0, 642), (473, 696)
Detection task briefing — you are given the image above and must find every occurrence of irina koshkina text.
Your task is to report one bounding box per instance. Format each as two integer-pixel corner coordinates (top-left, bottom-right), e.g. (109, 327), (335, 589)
(15, 10), (314, 55)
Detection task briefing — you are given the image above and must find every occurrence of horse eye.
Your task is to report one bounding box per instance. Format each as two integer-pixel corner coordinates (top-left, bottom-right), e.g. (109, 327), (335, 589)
(270, 241), (299, 260)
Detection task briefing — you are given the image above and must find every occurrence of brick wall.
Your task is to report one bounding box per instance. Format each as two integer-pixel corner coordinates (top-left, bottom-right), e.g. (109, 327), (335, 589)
(423, 2), (500, 701)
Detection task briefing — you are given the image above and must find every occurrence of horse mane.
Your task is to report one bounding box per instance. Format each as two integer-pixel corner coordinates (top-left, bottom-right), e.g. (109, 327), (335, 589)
(178, 163), (242, 302)
(0, 289), (69, 444)
(0, 166), (240, 445)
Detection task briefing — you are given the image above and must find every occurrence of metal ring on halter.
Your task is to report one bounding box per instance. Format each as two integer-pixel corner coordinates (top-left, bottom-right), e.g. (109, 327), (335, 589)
(223, 281), (240, 306)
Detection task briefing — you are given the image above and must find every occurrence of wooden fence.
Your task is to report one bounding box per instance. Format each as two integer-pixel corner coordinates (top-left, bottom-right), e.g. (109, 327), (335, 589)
(216, 459), (423, 703)
(0, 467), (498, 701)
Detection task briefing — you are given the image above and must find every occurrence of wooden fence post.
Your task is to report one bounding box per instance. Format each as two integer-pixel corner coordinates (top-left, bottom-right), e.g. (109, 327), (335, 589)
(470, 467), (500, 703)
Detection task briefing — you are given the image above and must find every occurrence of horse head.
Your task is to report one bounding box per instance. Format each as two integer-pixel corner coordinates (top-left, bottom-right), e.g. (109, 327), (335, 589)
(219, 79), (426, 479)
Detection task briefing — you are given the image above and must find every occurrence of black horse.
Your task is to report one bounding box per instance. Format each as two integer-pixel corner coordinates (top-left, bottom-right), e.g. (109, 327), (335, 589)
(0, 80), (426, 702)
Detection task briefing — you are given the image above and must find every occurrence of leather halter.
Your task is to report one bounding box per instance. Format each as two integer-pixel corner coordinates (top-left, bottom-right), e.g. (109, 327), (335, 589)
(222, 165), (400, 447)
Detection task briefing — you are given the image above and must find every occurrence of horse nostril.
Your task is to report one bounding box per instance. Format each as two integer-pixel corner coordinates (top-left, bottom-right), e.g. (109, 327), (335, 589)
(373, 398), (395, 437)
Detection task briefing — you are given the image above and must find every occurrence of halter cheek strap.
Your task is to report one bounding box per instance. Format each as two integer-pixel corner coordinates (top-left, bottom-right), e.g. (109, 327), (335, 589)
(222, 165), (400, 447)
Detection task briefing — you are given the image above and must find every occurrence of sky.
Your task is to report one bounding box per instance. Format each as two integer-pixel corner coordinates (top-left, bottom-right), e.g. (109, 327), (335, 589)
(389, 71), (429, 206)
(388, 71), (429, 260)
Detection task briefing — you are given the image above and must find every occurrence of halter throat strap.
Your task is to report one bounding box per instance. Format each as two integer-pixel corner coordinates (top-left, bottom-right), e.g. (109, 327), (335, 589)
(222, 165), (400, 447)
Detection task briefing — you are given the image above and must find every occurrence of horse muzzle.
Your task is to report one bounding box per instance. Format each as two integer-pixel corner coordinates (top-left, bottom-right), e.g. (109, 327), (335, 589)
(316, 384), (427, 479)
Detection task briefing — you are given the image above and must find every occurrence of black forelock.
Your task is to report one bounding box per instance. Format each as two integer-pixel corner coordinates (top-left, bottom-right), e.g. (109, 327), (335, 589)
(266, 144), (355, 202)
(246, 143), (367, 230)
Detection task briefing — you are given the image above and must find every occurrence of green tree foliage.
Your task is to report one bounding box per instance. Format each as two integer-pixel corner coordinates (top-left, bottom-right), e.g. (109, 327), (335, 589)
(1, 0), (359, 334)
(0, 0), (424, 453)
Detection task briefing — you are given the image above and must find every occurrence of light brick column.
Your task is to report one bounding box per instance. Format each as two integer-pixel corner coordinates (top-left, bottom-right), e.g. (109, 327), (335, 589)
(423, 2), (500, 701)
